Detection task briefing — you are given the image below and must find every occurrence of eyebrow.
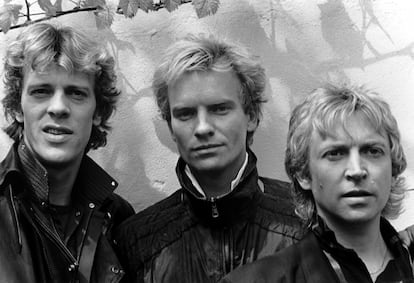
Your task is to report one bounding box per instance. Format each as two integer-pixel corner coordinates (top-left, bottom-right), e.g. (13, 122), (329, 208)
(26, 83), (52, 90)
(65, 85), (92, 93)
(321, 139), (388, 150)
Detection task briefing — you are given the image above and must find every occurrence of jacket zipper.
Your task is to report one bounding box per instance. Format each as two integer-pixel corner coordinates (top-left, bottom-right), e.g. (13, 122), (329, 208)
(210, 197), (219, 218)
(222, 228), (234, 274)
(31, 209), (78, 267)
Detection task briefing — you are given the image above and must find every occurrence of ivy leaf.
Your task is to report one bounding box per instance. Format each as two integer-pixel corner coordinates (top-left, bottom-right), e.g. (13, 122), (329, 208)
(137, 0), (154, 13)
(38, 0), (58, 16)
(192, 0), (219, 18)
(118, 0), (139, 17)
(0, 1), (22, 33)
(81, 0), (107, 8)
(118, 0), (153, 17)
(94, 3), (114, 29)
(164, 0), (180, 12)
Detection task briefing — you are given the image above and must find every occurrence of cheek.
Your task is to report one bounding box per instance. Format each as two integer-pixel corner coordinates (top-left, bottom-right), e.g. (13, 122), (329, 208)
(170, 128), (189, 149)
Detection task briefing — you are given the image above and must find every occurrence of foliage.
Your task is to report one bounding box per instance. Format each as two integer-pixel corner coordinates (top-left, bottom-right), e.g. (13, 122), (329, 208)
(0, 0), (220, 33)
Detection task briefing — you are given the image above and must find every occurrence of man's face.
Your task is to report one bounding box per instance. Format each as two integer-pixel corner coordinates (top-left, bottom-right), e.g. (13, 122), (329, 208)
(168, 70), (257, 179)
(16, 64), (100, 168)
(298, 112), (393, 226)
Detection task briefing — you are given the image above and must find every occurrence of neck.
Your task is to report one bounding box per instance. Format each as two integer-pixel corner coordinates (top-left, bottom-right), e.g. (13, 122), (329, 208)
(322, 215), (390, 281)
(45, 157), (82, 206)
(189, 152), (248, 199)
(328, 217), (381, 252)
(193, 169), (233, 198)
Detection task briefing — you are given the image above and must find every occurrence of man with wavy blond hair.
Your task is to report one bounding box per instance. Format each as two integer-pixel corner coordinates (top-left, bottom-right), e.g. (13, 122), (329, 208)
(114, 35), (303, 282)
(0, 22), (134, 283)
(222, 84), (414, 283)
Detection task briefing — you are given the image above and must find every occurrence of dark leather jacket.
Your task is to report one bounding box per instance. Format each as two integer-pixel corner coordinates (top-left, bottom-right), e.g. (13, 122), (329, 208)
(115, 151), (304, 282)
(0, 142), (135, 283)
(222, 217), (414, 283)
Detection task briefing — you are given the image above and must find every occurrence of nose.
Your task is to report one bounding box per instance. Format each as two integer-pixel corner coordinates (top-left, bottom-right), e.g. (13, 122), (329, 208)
(345, 150), (367, 182)
(47, 90), (70, 118)
(194, 111), (214, 138)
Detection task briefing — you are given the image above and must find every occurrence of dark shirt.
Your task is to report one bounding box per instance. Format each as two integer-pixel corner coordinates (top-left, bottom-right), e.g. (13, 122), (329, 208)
(221, 217), (414, 283)
(314, 217), (414, 282)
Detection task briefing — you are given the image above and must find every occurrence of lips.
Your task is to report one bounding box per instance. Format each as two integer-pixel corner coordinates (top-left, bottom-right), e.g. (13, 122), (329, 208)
(342, 190), (373, 197)
(43, 125), (73, 135)
(193, 144), (222, 151)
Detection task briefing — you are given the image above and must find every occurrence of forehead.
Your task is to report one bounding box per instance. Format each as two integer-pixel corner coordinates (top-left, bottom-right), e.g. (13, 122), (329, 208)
(311, 112), (389, 146)
(167, 70), (242, 106)
(23, 64), (94, 90)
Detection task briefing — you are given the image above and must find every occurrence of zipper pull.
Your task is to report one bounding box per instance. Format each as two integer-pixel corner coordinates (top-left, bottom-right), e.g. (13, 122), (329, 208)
(210, 198), (219, 218)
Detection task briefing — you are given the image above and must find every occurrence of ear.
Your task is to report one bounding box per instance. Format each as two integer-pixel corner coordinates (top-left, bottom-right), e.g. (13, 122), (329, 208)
(247, 112), (259, 133)
(93, 114), (101, 126)
(296, 174), (312, 191)
(15, 111), (24, 123)
(391, 176), (398, 186)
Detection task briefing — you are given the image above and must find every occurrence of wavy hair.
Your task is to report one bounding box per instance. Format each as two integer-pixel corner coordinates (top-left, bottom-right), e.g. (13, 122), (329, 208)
(152, 34), (266, 145)
(2, 22), (120, 151)
(285, 84), (407, 226)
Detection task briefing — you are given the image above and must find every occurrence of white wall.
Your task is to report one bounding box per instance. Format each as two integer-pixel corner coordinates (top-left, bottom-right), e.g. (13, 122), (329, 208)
(1, 0), (414, 230)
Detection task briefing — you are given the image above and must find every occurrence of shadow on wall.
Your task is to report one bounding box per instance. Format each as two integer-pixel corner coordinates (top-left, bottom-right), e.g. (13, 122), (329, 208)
(317, 0), (414, 69)
(90, 0), (414, 210)
(90, 27), (181, 212)
(201, 0), (413, 178)
(91, 85), (167, 213)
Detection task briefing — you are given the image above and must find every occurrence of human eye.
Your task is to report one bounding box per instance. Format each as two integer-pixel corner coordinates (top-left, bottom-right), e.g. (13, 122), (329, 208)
(323, 148), (347, 161)
(210, 104), (231, 115)
(67, 87), (88, 100)
(29, 87), (51, 98)
(173, 108), (195, 121)
(362, 146), (384, 158)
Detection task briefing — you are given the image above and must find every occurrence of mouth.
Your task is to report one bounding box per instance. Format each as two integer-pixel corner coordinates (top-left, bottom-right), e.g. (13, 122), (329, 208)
(43, 125), (73, 135)
(342, 190), (373, 198)
(192, 144), (223, 155)
(193, 144), (222, 151)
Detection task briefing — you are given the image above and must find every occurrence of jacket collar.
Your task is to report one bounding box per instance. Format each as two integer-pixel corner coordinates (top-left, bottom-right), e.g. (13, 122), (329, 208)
(176, 148), (262, 226)
(313, 215), (408, 263)
(176, 148), (258, 200)
(0, 142), (20, 187)
(0, 140), (118, 208)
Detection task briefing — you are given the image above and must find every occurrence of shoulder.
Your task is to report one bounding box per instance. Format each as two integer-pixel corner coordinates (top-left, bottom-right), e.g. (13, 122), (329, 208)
(116, 189), (185, 233)
(113, 189), (191, 265)
(256, 177), (304, 237)
(114, 189), (191, 248)
(222, 245), (302, 283)
(259, 176), (291, 198)
(258, 177), (297, 218)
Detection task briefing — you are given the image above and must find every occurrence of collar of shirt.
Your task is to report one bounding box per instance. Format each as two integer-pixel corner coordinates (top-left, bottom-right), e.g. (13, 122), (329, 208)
(312, 216), (414, 282)
(184, 152), (249, 199)
(16, 138), (118, 208)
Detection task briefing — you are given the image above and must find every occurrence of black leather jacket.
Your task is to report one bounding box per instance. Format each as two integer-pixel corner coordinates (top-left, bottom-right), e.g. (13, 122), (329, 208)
(115, 151), (304, 282)
(0, 142), (135, 283)
(222, 217), (414, 283)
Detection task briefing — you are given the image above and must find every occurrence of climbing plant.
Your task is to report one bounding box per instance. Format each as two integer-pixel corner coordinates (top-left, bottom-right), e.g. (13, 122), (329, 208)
(0, 0), (220, 33)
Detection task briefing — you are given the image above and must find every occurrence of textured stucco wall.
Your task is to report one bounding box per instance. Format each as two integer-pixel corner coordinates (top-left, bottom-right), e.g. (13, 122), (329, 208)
(1, 0), (414, 230)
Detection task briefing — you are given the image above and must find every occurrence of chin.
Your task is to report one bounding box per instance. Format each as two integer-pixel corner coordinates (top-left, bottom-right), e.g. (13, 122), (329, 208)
(38, 151), (81, 167)
(341, 214), (379, 224)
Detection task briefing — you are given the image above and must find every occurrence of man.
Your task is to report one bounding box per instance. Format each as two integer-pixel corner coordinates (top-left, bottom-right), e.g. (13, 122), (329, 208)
(114, 35), (303, 282)
(222, 84), (414, 282)
(0, 23), (134, 283)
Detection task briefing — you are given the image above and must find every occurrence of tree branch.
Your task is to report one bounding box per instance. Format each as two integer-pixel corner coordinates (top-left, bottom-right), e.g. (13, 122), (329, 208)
(0, 6), (98, 33)
(116, 0), (192, 15)
(25, 0), (31, 21)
